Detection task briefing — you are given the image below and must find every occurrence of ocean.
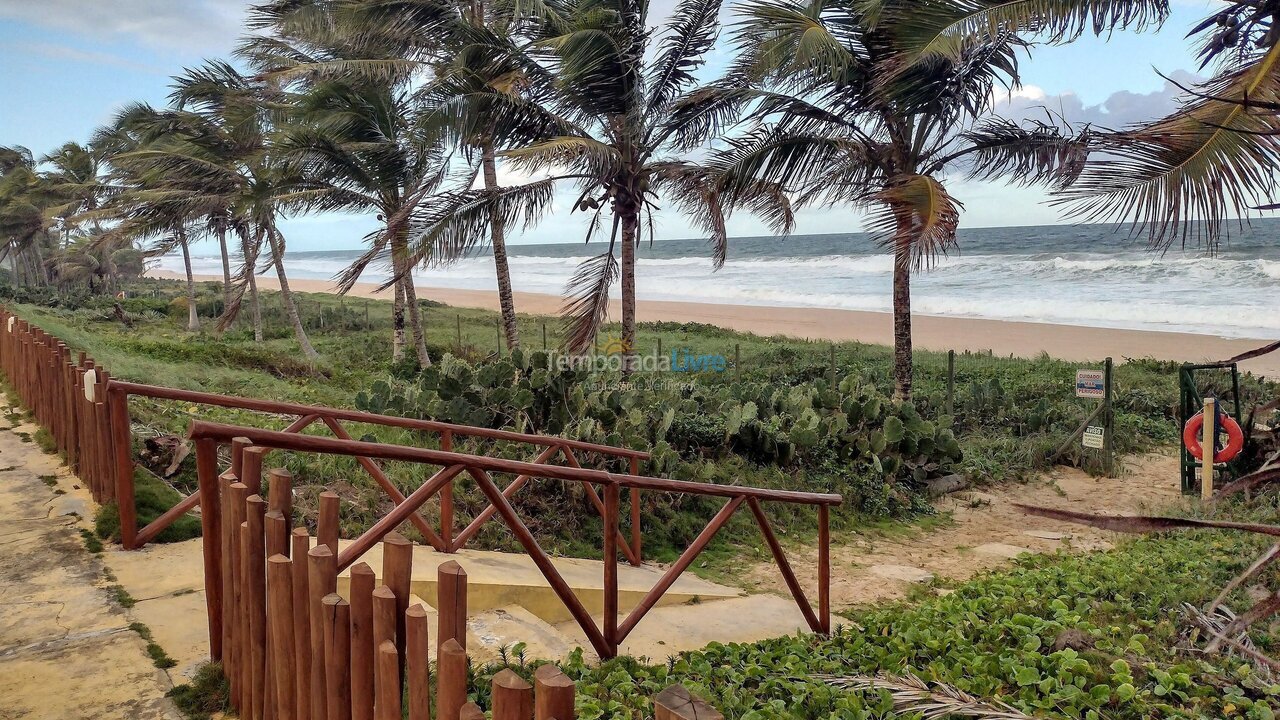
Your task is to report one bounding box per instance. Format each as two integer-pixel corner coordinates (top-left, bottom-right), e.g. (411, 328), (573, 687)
(157, 221), (1280, 339)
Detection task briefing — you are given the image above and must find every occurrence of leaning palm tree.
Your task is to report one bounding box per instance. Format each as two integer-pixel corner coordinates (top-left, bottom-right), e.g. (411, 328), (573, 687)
(0, 146), (56, 286)
(412, 0), (795, 371)
(698, 0), (1168, 400)
(240, 5), (450, 366)
(41, 141), (112, 247)
(1058, 2), (1280, 245)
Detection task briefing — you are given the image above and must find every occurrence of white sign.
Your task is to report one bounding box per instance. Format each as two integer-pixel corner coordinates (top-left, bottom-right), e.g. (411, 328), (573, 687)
(1083, 426), (1105, 449)
(5, 317), (12, 333)
(1075, 370), (1105, 399)
(83, 368), (97, 402)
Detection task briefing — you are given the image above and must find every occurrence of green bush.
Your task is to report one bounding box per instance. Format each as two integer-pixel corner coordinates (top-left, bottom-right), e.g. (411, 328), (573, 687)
(95, 468), (201, 544)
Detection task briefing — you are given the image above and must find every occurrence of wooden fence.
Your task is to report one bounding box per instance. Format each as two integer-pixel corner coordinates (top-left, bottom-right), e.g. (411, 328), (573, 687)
(215, 450), (723, 720)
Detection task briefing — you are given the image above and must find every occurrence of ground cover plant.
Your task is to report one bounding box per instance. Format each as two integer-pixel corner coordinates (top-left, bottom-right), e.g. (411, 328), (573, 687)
(3, 278), (1275, 561)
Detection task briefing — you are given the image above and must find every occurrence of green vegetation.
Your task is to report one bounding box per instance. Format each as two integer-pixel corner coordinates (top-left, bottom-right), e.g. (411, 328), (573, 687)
(93, 468), (202, 545)
(167, 663), (231, 720)
(471, 500), (1280, 719)
(129, 622), (177, 670)
(108, 585), (136, 609)
(7, 280), (1275, 561)
(78, 528), (103, 554)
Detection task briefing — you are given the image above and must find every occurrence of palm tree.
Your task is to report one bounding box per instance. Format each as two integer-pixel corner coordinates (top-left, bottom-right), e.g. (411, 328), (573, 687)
(0, 146), (55, 286)
(1059, 2), (1280, 244)
(41, 141), (112, 247)
(699, 0), (1168, 400)
(411, 0), (794, 371)
(240, 5), (450, 366)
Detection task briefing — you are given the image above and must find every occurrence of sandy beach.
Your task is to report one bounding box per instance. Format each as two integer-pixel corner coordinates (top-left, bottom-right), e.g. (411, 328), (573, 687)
(152, 270), (1280, 377)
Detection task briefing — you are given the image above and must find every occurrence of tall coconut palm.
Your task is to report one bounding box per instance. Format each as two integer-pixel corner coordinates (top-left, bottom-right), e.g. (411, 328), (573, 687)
(698, 0), (1168, 400)
(1059, 2), (1280, 245)
(410, 0), (795, 371)
(0, 146), (56, 285)
(41, 141), (112, 246)
(240, 4), (450, 366)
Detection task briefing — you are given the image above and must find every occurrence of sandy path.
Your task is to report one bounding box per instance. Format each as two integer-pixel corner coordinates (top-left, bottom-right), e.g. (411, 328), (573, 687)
(744, 452), (1186, 610)
(0, 394), (182, 720)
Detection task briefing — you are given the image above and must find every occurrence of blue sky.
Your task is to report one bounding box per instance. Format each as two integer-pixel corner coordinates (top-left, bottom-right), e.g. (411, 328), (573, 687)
(0, 0), (1221, 252)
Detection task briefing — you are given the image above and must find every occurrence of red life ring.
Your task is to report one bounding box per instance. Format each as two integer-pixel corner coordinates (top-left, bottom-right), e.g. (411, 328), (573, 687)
(1183, 411), (1244, 463)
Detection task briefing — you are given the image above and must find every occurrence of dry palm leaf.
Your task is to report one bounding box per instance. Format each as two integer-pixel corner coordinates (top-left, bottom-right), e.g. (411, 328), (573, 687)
(816, 672), (1034, 719)
(1014, 504), (1280, 537)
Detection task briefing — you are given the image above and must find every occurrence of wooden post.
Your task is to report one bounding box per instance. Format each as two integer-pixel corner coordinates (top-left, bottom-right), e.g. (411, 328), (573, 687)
(195, 438), (223, 661)
(440, 431), (454, 550)
(242, 446), (267, 496)
(247, 495), (268, 720)
(266, 511), (289, 559)
(291, 529), (312, 717)
(1202, 396), (1215, 501)
(318, 491), (340, 556)
(308, 545), (336, 720)
(372, 586), (397, 652)
(228, 483), (249, 707)
(603, 484), (619, 657)
(436, 561), (467, 651)
(628, 458), (642, 566)
(374, 641), (400, 720)
(653, 686), (723, 720)
(542, 323), (547, 350)
(406, 604), (431, 720)
(268, 468), (293, 525)
(534, 665), (575, 720)
(268, 556), (297, 720)
(349, 563), (376, 720)
(323, 594), (352, 720)
(1103, 356), (1115, 477)
(238, 521), (254, 719)
(946, 349), (955, 415)
(460, 703), (486, 720)
(437, 639), (467, 720)
(492, 669), (533, 720)
(382, 532), (412, 673)
(818, 504), (830, 634)
(107, 383), (137, 549)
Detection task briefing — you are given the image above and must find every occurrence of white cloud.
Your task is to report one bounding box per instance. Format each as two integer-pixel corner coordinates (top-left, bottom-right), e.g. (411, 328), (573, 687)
(0, 0), (250, 52)
(995, 70), (1202, 130)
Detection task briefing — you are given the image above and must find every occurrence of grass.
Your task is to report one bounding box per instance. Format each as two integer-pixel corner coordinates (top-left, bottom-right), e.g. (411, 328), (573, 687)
(78, 528), (103, 554)
(93, 467), (201, 544)
(108, 585), (136, 609)
(129, 622), (177, 669)
(167, 663), (230, 720)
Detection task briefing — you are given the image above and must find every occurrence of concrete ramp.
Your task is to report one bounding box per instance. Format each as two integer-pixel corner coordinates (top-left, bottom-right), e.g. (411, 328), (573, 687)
(336, 540), (742, 624)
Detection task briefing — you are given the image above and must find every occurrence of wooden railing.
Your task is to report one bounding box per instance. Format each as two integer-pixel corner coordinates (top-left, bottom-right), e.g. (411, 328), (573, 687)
(191, 421), (840, 660)
(213, 465), (723, 720)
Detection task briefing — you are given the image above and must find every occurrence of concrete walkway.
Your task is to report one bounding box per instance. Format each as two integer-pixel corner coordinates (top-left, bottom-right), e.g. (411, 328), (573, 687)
(0, 402), (180, 720)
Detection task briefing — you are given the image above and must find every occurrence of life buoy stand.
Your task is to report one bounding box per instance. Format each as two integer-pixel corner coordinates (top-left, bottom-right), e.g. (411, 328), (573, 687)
(1183, 411), (1244, 464)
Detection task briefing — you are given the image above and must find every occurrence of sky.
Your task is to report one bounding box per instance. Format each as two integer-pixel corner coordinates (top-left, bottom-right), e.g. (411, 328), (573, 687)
(0, 0), (1224, 252)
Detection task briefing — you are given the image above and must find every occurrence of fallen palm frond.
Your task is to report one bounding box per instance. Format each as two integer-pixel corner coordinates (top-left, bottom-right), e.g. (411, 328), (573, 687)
(815, 673), (1034, 720)
(1013, 504), (1280, 537)
(1216, 462), (1280, 499)
(1183, 603), (1280, 678)
(1207, 543), (1280, 615)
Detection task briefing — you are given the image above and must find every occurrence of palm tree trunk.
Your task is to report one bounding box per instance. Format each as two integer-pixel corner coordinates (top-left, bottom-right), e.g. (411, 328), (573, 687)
(619, 209), (638, 375)
(891, 216), (913, 402)
(217, 226), (232, 320)
(392, 272), (406, 362)
(178, 228), (200, 332)
(240, 227), (264, 343)
(265, 224), (318, 361)
(483, 143), (519, 349)
(390, 229), (431, 367)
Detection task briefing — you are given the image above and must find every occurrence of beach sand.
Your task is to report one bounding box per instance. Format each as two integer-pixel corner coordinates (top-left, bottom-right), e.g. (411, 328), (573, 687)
(152, 270), (1280, 377)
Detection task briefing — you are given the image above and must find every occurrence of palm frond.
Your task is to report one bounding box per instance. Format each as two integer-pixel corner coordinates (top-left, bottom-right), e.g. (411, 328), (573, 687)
(817, 672), (1034, 719)
(561, 248), (618, 353)
(867, 174), (961, 269)
(406, 177), (558, 268)
(944, 117), (1096, 188)
(1055, 42), (1280, 246)
(646, 0), (724, 112)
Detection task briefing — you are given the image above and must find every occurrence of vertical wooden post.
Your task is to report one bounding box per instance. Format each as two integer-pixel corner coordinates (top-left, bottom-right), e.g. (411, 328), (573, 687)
(239, 521), (255, 719)
(818, 504), (830, 634)
(248, 495), (269, 720)
(1103, 356), (1115, 478)
(318, 490), (340, 556)
(382, 533), (412, 673)
(228, 483), (249, 707)
(436, 561), (467, 651)
(242, 446), (267, 496)
(437, 639), (467, 720)
(542, 322), (547, 350)
(372, 586), (397, 653)
(946, 349), (955, 415)
(231, 436), (252, 481)
(460, 703), (486, 720)
(308, 545), (336, 720)
(1202, 396), (1215, 501)
(603, 484), (619, 657)
(266, 512), (289, 559)
(107, 383), (137, 549)
(440, 431), (454, 551)
(291, 529), (312, 718)
(533, 665), (575, 720)
(406, 605), (431, 720)
(268, 468), (293, 525)
(374, 641), (400, 720)
(323, 594), (352, 720)
(628, 458), (642, 567)
(268, 556), (296, 720)
(195, 438), (223, 661)
(492, 670), (533, 720)
(349, 563), (376, 720)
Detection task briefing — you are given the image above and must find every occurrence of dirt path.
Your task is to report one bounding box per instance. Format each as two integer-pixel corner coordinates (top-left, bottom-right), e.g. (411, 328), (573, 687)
(745, 452), (1186, 610)
(0, 397), (181, 720)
